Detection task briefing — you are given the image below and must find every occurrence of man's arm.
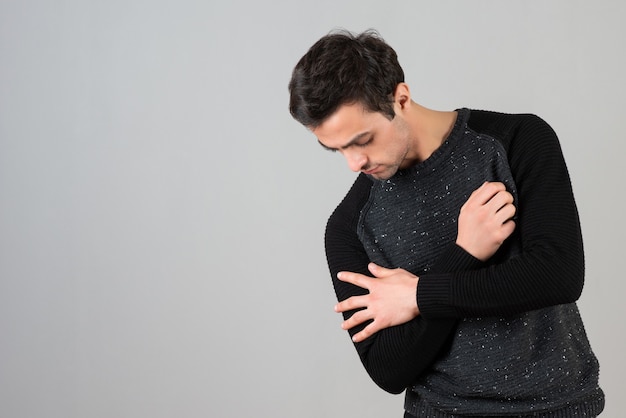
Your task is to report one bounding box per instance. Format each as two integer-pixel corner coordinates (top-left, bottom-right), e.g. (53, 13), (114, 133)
(417, 114), (584, 319)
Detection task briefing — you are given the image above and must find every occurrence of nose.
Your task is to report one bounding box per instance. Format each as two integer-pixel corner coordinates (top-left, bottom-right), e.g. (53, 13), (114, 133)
(344, 150), (367, 172)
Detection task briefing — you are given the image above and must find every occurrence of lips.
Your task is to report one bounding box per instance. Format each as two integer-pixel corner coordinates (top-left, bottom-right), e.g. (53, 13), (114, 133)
(363, 166), (380, 175)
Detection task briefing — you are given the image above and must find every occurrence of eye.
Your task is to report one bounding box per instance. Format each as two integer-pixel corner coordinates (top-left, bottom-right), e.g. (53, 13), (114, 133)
(355, 137), (373, 148)
(318, 141), (338, 153)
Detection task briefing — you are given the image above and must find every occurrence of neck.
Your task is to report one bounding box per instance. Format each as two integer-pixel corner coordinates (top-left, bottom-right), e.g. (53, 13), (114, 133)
(406, 103), (458, 163)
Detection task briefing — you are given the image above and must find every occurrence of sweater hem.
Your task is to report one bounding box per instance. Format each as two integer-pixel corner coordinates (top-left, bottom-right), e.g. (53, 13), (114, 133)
(404, 387), (605, 418)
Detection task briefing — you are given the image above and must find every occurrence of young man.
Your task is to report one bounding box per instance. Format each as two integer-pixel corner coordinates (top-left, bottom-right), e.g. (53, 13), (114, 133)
(288, 30), (604, 417)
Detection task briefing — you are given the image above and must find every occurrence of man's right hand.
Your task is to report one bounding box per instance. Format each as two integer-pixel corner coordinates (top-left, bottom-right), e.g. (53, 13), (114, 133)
(456, 182), (516, 261)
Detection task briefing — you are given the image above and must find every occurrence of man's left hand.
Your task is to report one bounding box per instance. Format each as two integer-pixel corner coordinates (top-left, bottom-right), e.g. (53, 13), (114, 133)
(334, 263), (420, 343)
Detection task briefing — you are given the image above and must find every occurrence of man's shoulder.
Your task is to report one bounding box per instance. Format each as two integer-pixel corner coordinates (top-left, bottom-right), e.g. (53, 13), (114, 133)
(466, 109), (555, 151)
(467, 109), (548, 135)
(327, 173), (373, 227)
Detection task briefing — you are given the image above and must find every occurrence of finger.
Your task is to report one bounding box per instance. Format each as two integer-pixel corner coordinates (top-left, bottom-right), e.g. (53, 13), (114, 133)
(487, 190), (514, 212)
(351, 320), (382, 343)
(494, 203), (516, 223)
(367, 262), (393, 277)
(335, 295), (368, 313)
(480, 182), (507, 203)
(337, 271), (372, 289)
(468, 181), (506, 205)
(493, 218), (516, 242)
(501, 219), (516, 237)
(341, 308), (373, 330)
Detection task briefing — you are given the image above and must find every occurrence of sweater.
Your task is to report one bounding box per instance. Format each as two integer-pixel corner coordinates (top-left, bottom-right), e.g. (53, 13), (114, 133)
(324, 108), (604, 417)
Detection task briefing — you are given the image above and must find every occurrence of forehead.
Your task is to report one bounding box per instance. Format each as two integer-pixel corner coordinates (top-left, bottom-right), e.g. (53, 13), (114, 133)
(312, 103), (382, 148)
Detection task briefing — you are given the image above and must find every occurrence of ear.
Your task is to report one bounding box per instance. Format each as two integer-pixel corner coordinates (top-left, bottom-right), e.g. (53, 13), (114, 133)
(393, 82), (411, 110)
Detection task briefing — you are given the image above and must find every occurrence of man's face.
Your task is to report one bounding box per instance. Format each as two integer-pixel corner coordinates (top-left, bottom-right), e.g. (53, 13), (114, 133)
(312, 102), (414, 180)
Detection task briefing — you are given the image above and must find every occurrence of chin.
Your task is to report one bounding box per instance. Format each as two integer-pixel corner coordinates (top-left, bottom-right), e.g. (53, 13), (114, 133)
(370, 168), (395, 181)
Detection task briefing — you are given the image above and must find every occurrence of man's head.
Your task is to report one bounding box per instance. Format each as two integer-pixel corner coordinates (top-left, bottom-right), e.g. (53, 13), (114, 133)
(310, 98), (415, 180)
(288, 29), (404, 129)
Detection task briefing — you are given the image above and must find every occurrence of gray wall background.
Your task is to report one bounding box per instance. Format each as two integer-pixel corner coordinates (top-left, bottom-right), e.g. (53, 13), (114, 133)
(1, 1), (623, 417)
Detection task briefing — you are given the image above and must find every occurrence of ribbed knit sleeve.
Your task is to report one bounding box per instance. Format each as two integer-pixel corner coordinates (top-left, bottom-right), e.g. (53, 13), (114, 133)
(417, 113), (585, 318)
(325, 174), (456, 394)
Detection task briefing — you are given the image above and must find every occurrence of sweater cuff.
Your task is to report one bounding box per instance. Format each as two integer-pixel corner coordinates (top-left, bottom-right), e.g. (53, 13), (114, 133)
(417, 273), (455, 318)
(429, 243), (484, 274)
(418, 244), (485, 319)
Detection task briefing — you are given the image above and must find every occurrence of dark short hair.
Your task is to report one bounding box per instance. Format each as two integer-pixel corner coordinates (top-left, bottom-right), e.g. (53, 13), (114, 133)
(288, 29), (405, 128)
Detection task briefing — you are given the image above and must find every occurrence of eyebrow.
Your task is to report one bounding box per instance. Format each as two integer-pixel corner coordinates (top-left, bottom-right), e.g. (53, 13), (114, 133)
(317, 132), (370, 152)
